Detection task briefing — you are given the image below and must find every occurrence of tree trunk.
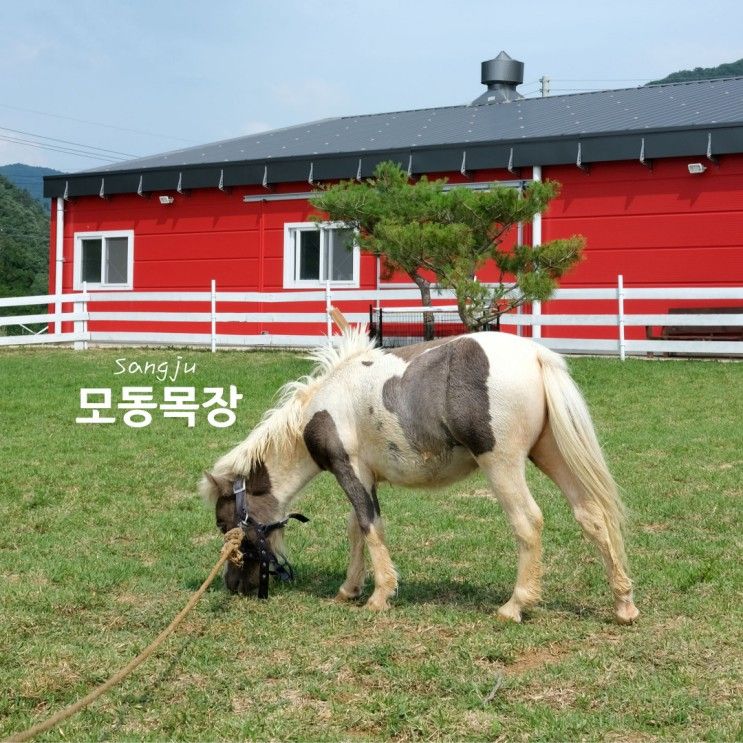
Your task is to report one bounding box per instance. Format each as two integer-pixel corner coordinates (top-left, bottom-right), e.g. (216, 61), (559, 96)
(412, 274), (435, 341)
(456, 296), (478, 334)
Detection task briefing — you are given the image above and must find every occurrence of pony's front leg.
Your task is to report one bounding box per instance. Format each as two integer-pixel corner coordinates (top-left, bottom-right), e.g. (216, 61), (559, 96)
(363, 513), (398, 611)
(336, 511), (366, 601)
(332, 460), (397, 611)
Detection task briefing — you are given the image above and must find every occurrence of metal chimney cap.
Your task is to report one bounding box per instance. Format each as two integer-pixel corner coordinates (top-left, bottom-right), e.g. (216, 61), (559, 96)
(481, 51), (524, 87)
(472, 50), (525, 105)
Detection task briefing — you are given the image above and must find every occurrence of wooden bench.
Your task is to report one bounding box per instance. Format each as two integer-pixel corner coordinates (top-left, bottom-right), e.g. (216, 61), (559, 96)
(645, 306), (743, 342)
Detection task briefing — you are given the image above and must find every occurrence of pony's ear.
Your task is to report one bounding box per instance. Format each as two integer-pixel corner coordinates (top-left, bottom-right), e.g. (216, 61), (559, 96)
(330, 306), (350, 333)
(203, 470), (231, 497)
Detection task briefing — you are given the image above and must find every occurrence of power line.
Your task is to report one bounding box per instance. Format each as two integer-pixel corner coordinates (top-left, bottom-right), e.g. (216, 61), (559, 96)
(0, 125), (138, 158)
(548, 78), (651, 82)
(0, 102), (196, 144)
(0, 134), (121, 162)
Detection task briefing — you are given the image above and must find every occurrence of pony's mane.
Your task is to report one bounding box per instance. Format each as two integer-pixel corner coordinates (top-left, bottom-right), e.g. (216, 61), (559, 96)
(200, 324), (375, 503)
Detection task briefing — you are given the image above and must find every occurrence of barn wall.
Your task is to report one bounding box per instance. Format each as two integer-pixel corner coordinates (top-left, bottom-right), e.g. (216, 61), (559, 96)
(539, 154), (743, 339)
(543, 155), (743, 288)
(53, 156), (743, 340)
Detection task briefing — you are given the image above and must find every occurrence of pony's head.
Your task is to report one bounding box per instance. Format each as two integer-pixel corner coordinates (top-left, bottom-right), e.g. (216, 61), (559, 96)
(201, 464), (288, 596)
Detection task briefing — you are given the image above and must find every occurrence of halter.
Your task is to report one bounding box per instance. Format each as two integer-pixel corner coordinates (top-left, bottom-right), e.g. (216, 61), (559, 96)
(232, 477), (309, 599)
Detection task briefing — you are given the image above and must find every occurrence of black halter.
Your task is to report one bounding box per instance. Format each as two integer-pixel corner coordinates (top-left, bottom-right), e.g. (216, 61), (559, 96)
(232, 477), (309, 599)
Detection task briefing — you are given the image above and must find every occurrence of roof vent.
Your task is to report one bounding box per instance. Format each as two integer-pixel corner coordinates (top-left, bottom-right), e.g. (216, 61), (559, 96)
(471, 51), (524, 105)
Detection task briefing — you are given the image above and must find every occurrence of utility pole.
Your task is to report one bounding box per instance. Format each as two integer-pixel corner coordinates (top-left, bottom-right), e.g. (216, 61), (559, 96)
(540, 75), (550, 97)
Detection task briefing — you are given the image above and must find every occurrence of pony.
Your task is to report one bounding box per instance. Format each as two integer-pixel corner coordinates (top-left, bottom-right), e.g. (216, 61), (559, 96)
(200, 325), (639, 625)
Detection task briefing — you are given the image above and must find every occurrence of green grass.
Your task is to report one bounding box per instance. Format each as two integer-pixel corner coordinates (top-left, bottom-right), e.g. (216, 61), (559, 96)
(0, 347), (741, 742)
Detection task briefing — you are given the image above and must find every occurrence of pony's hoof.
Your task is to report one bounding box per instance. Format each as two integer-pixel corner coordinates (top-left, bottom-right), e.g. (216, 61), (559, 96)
(336, 586), (362, 602)
(365, 594), (391, 611)
(615, 602), (640, 625)
(496, 603), (522, 623)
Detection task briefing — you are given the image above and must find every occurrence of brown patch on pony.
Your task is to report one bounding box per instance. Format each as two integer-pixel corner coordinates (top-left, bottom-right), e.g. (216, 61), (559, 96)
(382, 336), (495, 457)
(303, 410), (378, 531)
(387, 336), (455, 361)
(445, 337), (494, 456)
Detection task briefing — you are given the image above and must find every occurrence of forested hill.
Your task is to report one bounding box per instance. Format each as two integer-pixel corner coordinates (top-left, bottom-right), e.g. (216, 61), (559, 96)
(0, 174), (49, 300)
(648, 58), (743, 85)
(0, 163), (61, 205)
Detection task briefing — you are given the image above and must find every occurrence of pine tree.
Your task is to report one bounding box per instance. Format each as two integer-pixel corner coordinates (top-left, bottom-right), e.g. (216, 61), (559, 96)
(311, 162), (584, 337)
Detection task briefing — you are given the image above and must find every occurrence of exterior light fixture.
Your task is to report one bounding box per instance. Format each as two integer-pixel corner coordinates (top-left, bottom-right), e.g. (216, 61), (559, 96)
(687, 163), (706, 174)
(159, 195), (175, 204)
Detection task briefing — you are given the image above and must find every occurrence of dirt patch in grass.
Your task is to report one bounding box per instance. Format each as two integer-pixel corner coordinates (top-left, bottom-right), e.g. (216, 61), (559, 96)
(506, 643), (572, 675)
(640, 522), (669, 533)
(231, 679), (332, 721)
(456, 487), (494, 500)
(190, 532), (216, 547)
(20, 660), (83, 700)
(514, 681), (579, 709)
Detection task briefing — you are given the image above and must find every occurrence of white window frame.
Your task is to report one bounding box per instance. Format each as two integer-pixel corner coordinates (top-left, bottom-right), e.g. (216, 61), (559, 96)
(283, 221), (360, 289)
(73, 230), (134, 291)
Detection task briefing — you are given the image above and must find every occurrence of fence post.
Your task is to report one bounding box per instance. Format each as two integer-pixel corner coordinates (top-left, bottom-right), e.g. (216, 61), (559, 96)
(325, 281), (332, 342)
(532, 300), (542, 340)
(617, 274), (626, 361)
(73, 281), (88, 350)
(210, 279), (217, 353)
(516, 304), (523, 337)
(82, 281), (89, 350)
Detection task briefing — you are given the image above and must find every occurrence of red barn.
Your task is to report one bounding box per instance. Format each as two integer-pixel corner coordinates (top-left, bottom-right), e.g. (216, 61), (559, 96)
(43, 53), (743, 350)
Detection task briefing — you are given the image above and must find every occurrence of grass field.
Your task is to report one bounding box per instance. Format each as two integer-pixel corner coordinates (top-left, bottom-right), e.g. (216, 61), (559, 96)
(0, 346), (741, 742)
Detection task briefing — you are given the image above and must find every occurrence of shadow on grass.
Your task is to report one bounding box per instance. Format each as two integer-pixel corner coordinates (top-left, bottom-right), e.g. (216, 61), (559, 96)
(204, 566), (604, 621)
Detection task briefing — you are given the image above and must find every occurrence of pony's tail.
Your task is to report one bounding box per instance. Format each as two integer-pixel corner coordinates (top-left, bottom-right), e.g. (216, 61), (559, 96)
(536, 346), (628, 574)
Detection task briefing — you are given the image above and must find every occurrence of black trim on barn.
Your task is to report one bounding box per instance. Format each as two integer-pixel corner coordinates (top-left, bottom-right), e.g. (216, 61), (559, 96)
(43, 124), (743, 199)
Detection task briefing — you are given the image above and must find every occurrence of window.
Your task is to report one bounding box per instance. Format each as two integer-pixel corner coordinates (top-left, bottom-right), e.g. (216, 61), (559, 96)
(73, 231), (134, 290)
(283, 222), (359, 288)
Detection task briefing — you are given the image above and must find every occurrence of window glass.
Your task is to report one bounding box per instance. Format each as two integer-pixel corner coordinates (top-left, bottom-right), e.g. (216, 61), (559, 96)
(105, 237), (129, 284)
(298, 230), (321, 281)
(81, 239), (102, 283)
(329, 228), (355, 281)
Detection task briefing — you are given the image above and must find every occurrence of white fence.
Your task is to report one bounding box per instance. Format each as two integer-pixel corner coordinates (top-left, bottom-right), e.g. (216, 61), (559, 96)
(1, 276), (742, 358)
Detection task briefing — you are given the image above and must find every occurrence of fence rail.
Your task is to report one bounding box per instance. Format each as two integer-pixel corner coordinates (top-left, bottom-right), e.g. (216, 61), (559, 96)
(1, 276), (741, 358)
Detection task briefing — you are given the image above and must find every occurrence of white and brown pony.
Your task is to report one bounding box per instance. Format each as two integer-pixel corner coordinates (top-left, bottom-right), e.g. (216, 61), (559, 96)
(200, 326), (639, 625)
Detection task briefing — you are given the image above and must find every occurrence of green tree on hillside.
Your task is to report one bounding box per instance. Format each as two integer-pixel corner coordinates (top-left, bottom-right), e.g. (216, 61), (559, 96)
(0, 175), (50, 333)
(647, 58), (743, 85)
(311, 162), (583, 337)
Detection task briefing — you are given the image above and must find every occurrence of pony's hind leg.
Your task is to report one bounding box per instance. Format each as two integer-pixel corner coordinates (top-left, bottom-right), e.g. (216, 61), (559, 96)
(478, 451), (544, 623)
(336, 511), (366, 601)
(530, 427), (639, 624)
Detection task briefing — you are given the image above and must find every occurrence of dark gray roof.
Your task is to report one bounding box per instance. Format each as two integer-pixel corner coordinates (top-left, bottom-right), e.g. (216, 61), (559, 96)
(45, 77), (743, 199)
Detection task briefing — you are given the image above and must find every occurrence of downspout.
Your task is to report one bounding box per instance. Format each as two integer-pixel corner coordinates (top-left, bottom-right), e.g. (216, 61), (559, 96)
(531, 166), (542, 340)
(55, 196), (64, 335)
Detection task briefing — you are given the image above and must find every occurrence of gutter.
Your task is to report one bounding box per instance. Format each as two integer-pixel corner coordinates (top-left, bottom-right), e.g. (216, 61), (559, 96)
(42, 122), (743, 200)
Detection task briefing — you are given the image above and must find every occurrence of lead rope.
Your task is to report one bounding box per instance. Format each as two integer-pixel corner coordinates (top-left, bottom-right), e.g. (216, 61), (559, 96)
(2, 529), (245, 743)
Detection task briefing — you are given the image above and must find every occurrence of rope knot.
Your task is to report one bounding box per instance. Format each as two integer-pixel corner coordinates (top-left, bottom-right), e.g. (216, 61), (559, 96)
(222, 528), (245, 567)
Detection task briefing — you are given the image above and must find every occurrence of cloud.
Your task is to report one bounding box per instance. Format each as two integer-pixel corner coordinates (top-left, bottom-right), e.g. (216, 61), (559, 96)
(242, 121), (273, 135)
(0, 140), (48, 168)
(268, 77), (349, 118)
(0, 39), (51, 66)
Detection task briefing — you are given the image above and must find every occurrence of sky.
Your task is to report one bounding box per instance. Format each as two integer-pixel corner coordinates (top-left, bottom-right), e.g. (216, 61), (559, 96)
(1, 0), (742, 174)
